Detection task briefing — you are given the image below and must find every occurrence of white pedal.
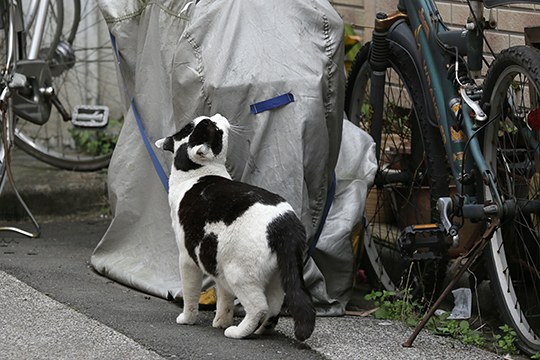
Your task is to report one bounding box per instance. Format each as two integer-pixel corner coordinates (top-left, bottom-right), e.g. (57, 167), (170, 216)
(71, 105), (109, 128)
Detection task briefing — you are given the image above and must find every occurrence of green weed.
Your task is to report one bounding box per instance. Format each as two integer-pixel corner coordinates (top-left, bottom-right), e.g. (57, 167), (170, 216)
(494, 324), (518, 355)
(435, 319), (485, 348)
(364, 290), (489, 352)
(70, 117), (122, 156)
(364, 290), (423, 327)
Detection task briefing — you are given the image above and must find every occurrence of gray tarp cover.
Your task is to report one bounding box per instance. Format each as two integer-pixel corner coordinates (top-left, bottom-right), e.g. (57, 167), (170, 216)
(91, 0), (376, 315)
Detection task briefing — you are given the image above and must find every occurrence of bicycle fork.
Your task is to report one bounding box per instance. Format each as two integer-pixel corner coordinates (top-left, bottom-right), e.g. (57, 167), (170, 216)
(368, 12), (408, 165)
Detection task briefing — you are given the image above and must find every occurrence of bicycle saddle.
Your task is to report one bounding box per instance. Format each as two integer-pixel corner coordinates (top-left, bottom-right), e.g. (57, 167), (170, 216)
(484, 0), (540, 8)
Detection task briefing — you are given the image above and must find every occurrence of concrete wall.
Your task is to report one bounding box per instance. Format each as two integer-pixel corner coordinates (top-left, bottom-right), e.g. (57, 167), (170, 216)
(331, 0), (540, 54)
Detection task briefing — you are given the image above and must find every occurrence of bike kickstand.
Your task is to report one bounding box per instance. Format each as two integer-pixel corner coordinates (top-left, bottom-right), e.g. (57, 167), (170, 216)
(0, 103), (40, 238)
(402, 218), (500, 348)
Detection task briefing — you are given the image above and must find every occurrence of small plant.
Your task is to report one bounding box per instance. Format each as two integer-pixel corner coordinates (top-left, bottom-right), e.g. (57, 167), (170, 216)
(364, 289), (423, 327)
(436, 319), (485, 348)
(495, 324), (518, 355)
(363, 290), (537, 357)
(70, 117), (122, 156)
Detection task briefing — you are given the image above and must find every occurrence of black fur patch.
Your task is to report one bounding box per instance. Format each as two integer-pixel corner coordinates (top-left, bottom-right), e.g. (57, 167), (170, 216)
(189, 119), (223, 157)
(174, 121), (195, 142)
(266, 211), (314, 342)
(199, 233), (218, 276)
(163, 121), (196, 154)
(179, 176), (285, 273)
(266, 212), (306, 270)
(161, 137), (175, 153)
(174, 143), (202, 172)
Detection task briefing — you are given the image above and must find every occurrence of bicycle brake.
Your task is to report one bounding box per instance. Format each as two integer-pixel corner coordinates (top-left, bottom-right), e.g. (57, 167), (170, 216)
(460, 87), (487, 122)
(437, 197), (460, 247)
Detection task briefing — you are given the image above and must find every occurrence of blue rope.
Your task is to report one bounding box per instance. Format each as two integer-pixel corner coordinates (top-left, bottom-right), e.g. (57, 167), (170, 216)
(110, 34), (169, 193)
(306, 173), (336, 261)
(130, 98), (170, 193)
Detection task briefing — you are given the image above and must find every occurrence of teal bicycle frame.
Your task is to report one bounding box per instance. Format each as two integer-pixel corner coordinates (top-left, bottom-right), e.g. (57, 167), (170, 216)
(370, 0), (505, 221)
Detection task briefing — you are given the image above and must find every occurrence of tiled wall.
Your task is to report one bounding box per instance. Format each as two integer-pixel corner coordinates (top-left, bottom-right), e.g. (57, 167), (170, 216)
(331, 0), (540, 54)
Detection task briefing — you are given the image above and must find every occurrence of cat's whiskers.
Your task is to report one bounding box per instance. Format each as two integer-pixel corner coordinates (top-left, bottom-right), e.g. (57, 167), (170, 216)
(227, 123), (249, 136)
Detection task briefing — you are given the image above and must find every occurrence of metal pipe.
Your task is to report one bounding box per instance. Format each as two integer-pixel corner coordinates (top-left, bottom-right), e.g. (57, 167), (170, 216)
(28, 0), (50, 60)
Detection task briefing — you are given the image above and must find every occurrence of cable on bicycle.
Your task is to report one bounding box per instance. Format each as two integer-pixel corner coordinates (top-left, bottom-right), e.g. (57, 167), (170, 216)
(465, 0), (496, 62)
(456, 111), (499, 202)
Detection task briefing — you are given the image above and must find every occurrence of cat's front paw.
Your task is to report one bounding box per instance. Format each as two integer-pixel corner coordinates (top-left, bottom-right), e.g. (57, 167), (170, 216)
(176, 312), (197, 325)
(212, 314), (234, 329)
(224, 325), (246, 339)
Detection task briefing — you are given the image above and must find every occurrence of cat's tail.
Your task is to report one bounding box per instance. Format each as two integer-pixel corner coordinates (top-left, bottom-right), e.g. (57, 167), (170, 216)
(270, 211), (316, 341)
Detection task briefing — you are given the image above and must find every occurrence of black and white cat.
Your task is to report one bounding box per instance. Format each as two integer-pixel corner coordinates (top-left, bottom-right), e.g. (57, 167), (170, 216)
(155, 114), (315, 341)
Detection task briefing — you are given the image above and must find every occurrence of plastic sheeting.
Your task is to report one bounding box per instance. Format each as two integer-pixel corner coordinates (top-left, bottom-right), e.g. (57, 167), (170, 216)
(91, 0), (376, 315)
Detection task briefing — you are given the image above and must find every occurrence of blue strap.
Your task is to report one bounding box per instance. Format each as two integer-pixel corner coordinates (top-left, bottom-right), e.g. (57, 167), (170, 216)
(130, 99), (170, 193)
(306, 173), (337, 261)
(250, 93), (295, 114)
(110, 33), (169, 193)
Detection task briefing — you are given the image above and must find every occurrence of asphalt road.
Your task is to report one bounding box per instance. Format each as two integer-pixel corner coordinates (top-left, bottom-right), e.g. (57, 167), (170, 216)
(0, 218), (322, 360)
(0, 217), (507, 359)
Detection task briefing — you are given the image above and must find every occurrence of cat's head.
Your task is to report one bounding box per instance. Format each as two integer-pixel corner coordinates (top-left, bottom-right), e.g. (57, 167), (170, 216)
(155, 113), (230, 171)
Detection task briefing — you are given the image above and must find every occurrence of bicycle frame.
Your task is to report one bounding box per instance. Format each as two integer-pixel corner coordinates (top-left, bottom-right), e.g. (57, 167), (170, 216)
(370, 0), (506, 221)
(27, 0), (53, 60)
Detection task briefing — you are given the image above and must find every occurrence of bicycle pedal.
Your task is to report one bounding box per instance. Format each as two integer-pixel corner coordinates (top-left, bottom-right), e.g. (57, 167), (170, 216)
(398, 224), (447, 261)
(71, 105), (109, 128)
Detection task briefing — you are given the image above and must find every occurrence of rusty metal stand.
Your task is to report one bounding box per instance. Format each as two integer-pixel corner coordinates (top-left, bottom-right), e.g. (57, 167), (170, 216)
(402, 218), (500, 348)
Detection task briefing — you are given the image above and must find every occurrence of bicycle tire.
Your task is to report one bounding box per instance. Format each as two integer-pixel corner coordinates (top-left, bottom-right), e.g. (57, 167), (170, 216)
(481, 45), (540, 355)
(0, 0), (35, 192)
(0, 3), (9, 191)
(14, 0), (122, 171)
(0, 118), (6, 195)
(345, 42), (449, 301)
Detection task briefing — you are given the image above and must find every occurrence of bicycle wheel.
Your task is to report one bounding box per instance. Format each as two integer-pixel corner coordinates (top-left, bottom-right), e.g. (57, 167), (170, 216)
(14, 0), (123, 170)
(482, 45), (540, 354)
(0, 117), (6, 194)
(0, 1), (24, 192)
(345, 42), (449, 301)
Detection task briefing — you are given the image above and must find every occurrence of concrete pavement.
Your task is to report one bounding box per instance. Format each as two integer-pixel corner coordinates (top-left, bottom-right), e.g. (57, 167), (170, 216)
(0, 271), (164, 360)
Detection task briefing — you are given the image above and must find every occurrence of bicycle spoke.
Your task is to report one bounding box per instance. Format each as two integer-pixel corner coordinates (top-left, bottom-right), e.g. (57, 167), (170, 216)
(13, 0), (122, 170)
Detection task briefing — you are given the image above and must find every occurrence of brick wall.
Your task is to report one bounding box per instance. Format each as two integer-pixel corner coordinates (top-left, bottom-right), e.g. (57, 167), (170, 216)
(331, 0), (540, 54)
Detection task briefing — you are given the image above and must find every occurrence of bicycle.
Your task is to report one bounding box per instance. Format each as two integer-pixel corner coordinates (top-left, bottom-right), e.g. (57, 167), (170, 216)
(345, 0), (540, 354)
(0, 0), (122, 184)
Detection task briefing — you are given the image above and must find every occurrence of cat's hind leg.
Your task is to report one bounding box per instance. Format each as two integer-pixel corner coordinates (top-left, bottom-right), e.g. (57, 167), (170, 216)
(223, 283), (268, 339)
(212, 283), (235, 329)
(255, 273), (284, 335)
(177, 257), (204, 325)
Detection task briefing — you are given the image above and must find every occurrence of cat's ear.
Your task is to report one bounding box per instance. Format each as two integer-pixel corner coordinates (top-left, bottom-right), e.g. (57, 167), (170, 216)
(155, 137), (174, 152)
(155, 138), (166, 149)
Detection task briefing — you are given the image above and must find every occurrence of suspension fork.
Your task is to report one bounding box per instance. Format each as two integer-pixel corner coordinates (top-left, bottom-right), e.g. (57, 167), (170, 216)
(368, 11), (408, 163)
